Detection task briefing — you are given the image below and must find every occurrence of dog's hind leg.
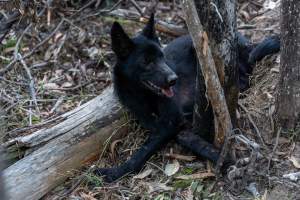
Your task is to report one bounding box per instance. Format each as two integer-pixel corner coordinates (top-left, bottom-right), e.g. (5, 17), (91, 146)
(94, 127), (176, 182)
(248, 35), (280, 65)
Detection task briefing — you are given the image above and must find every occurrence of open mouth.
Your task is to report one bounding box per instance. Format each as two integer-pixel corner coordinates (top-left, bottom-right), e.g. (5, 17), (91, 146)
(142, 81), (174, 98)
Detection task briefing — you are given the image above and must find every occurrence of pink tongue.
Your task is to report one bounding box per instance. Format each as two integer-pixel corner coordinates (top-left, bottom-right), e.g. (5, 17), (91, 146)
(162, 87), (174, 97)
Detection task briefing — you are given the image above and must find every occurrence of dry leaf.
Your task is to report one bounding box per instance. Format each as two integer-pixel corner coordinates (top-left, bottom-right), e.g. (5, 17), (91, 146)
(240, 10), (250, 21)
(133, 169), (153, 179)
(263, 92), (273, 99)
(61, 82), (73, 88)
(43, 82), (59, 90)
(246, 182), (259, 198)
(289, 156), (300, 169)
(86, 47), (101, 59)
(146, 182), (174, 193)
(164, 160), (180, 176)
(110, 139), (122, 161)
(176, 172), (215, 180)
(270, 67), (279, 73)
(79, 192), (97, 200)
(78, 29), (87, 44)
(54, 32), (64, 43)
(263, 0), (280, 10)
(283, 172), (300, 182)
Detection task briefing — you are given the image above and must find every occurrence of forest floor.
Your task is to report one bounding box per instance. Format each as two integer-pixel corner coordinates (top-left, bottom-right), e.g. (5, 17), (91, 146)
(1, 0), (299, 199)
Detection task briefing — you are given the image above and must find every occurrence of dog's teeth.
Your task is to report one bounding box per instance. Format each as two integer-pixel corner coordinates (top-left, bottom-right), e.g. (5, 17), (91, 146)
(145, 81), (164, 96)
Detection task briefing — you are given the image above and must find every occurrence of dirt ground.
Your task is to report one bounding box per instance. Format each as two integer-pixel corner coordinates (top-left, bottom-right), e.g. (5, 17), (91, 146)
(1, 0), (300, 199)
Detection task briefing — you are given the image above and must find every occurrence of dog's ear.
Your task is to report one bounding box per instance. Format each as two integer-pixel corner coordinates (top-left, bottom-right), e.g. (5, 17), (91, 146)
(142, 13), (159, 43)
(111, 22), (135, 59)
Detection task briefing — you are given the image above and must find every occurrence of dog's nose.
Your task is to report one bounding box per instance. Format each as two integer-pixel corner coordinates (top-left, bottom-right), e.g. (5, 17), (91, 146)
(167, 74), (178, 86)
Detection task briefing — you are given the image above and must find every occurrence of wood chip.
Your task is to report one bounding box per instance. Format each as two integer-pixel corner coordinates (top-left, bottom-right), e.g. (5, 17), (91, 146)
(289, 156), (300, 169)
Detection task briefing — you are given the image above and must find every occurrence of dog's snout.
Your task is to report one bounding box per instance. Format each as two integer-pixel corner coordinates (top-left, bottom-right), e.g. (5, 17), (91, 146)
(167, 74), (178, 86)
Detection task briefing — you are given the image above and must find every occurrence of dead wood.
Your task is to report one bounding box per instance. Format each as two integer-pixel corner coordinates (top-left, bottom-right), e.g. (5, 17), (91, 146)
(2, 87), (126, 200)
(109, 9), (188, 36)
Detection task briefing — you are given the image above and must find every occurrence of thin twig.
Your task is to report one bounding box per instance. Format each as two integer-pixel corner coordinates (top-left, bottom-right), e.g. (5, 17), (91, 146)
(93, 0), (124, 14)
(95, 0), (103, 8)
(238, 102), (265, 146)
(14, 23), (32, 59)
(17, 53), (40, 115)
(210, 2), (223, 23)
(267, 128), (281, 175)
(49, 96), (65, 114)
(129, 0), (144, 16)
(0, 29), (10, 44)
(233, 133), (260, 150)
(73, 0), (97, 15)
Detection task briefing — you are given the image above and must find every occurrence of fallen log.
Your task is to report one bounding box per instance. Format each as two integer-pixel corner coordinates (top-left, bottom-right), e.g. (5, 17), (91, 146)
(2, 86), (126, 200)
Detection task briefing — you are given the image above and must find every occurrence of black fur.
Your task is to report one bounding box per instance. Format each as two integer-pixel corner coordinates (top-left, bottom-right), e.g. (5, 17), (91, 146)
(238, 33), (280, 91)
(94, 15), (280, 182)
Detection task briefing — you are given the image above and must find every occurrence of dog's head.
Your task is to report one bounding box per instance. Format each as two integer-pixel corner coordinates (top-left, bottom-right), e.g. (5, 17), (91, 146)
(111, 14), (177, 98)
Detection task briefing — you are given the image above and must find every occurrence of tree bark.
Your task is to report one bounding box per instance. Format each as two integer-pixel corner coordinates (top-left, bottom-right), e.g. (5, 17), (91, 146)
(0, 148), (7, 200)
(2, 87), (126, 200)
(193, 0), (238, 147)
(182, 0), (233, 174)
(0, 108), (7, 199)
(276, 0), (300, 131)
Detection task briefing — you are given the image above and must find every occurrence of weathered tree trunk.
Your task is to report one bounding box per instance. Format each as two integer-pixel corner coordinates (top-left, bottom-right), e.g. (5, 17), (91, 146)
(0, 148), (7, 200)
(0, 110), (7, 199)
(182, 0), (233, 174)
(2, 87), (126, 200)
(276, 0), (300, 132)
(192, 0), (238, 147)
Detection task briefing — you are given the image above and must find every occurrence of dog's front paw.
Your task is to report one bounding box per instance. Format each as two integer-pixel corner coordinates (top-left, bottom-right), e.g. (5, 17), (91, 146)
(93, 167), (122, 183)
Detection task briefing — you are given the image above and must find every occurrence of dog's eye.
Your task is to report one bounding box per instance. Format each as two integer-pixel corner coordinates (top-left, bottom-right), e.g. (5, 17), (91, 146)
(143, 57), (151, 65)
(142, 57), (153, 70)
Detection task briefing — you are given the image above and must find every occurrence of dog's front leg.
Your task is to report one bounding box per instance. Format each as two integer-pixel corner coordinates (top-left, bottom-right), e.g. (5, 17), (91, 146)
(176, 130), (220, 163)
(176, 130), (234, 170)
(94, 127), (175, 182)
